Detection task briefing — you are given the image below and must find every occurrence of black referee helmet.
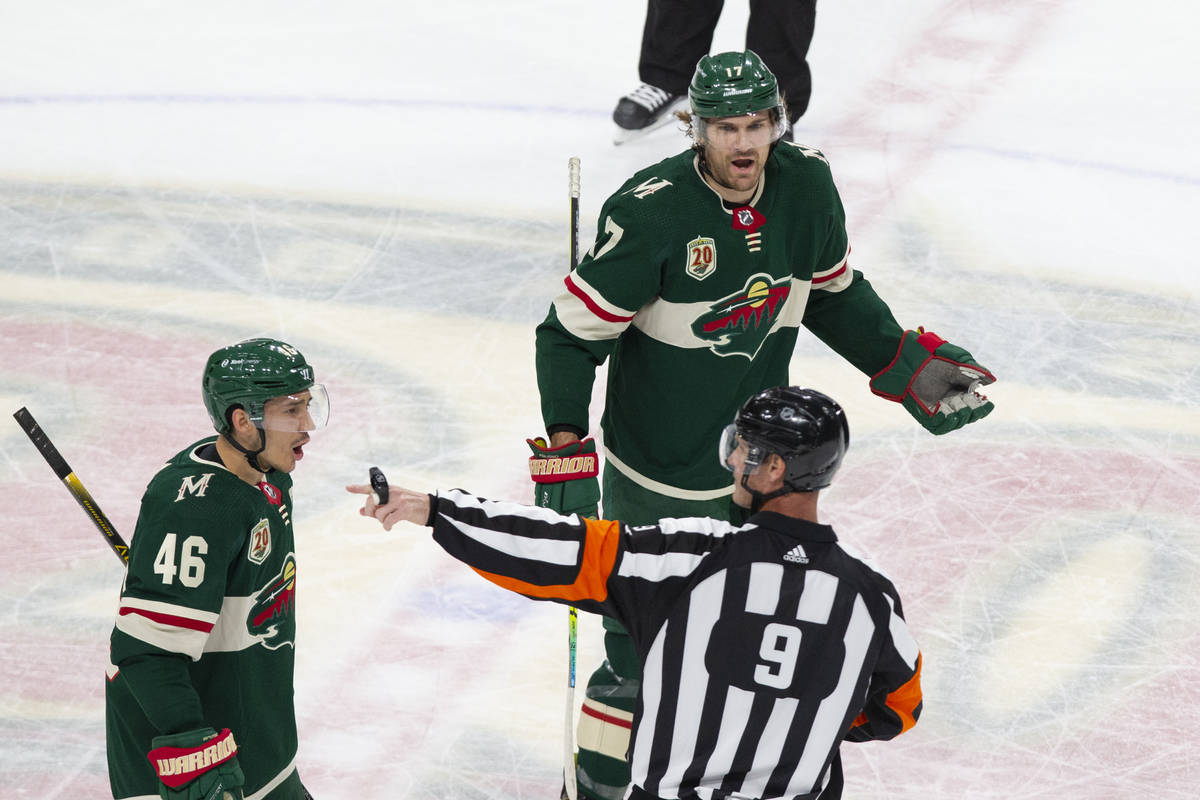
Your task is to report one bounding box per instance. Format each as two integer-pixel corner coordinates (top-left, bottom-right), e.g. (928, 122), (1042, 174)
(722, 386), (850, 493)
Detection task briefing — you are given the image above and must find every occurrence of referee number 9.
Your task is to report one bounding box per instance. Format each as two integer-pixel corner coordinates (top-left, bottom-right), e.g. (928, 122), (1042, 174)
(755, 622), (801, 689)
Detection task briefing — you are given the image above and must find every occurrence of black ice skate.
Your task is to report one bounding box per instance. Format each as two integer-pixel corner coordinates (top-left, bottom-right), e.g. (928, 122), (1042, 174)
(612, 83), (687, 145)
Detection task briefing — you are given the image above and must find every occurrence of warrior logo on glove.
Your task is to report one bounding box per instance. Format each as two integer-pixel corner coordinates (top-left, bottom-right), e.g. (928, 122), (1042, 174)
(527, 437), (601, 518)
(529, 451), (599, 483)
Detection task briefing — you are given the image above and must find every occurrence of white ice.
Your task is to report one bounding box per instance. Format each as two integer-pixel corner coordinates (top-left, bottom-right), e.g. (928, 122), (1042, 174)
(2, 1), (1199, 797)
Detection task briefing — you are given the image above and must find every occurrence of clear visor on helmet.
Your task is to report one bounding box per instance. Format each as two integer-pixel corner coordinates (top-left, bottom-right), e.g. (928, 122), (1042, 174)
(719, 424), (739, 471)
(257, 384), (330, 432)
(720, 423), (768, 474)
(695, 109), (787, 149)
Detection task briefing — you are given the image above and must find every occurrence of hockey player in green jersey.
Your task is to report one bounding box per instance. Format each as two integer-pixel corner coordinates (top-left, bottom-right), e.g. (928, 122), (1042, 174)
(530, 50), (993, 800)
(105, 338), (328, 800)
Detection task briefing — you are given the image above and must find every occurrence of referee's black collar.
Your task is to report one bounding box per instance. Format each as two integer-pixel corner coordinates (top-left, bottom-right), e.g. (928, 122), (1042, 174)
(746, 510), (837, 543)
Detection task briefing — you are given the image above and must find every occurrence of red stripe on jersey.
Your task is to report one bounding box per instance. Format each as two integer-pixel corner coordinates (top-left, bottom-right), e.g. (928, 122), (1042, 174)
(811, 264), (847, 285)
(565, 275), (634, 323)
(119, 606), (215, 633)
(581, 703), (634, 730)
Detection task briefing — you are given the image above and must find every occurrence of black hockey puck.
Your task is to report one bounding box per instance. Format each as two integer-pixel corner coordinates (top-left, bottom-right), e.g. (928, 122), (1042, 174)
(368, 466), (389, 505)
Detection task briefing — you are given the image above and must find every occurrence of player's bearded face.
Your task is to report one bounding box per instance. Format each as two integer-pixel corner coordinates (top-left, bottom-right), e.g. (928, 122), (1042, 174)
(700, 112), (774, 195)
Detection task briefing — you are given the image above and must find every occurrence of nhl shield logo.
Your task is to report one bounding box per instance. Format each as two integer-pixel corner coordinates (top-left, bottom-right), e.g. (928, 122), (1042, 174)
(686, 236), (717, 280)
(248, 518), (271, 564)
(731, 206), (766, 233)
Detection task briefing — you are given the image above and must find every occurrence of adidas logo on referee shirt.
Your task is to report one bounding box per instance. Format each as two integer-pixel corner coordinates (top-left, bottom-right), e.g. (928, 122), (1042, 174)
(783, 544), (809, 564)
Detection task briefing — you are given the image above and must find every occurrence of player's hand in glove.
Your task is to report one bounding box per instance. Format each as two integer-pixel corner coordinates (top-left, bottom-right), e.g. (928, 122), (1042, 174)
(870, 328), (996, 435)
(147, 727), (244, 800)
(527, 435), (600, 518)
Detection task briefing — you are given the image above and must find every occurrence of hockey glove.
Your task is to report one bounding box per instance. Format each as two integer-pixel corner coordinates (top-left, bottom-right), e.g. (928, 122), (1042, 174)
(147, 727), (245, 800)
(870, 328), (996, 435)
(527, 436), (600, 518)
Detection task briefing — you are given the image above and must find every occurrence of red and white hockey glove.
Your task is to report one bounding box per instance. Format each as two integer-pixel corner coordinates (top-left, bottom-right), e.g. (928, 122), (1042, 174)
(527, 436), (600, 518)
(870, 328), (996, 435)
(147, 727), (244, 800)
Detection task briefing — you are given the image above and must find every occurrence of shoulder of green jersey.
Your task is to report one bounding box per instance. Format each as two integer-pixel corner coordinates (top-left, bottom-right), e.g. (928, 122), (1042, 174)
(619, 175), (676, 201)
(778, 140), (831, 166)
(613, 152), (694, 204)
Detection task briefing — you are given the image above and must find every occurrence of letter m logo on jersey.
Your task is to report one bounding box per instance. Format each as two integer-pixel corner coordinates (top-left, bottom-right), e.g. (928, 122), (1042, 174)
(691, 273), (791, 359)
(175, 473), (214, 502)
(622, 177), (673, 199)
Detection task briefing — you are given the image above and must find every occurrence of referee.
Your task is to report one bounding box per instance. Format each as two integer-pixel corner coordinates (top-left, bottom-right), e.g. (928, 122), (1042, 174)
(349, 386), (922, 800)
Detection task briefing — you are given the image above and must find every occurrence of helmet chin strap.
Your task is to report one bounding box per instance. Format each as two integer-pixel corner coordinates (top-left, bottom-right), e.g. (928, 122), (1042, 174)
(740, 473), (795, 514)
(222, 426), (268, 473)
(696, 149), (720, 186)
(696, 148), (714, 174)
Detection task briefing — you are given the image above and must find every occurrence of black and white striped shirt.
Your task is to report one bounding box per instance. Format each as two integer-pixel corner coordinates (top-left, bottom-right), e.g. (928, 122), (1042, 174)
(427, 489), (922, 800)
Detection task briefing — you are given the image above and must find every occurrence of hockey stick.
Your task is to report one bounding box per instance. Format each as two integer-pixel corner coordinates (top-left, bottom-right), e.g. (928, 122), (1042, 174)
(569, 156), (581, 274)
(13, 407), (130, 565)
(561, 155), (582, 800)
(564, 604), (578, 799)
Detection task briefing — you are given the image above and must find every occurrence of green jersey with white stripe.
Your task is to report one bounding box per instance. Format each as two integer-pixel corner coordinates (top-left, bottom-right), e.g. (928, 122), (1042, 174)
(536, 144), (905, 497)
(105, 438), (306, 799)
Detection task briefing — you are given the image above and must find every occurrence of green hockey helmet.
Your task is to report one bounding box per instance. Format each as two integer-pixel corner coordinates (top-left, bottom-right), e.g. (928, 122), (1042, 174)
(689, 50), (783, 118)
(202, 338), (329, 435)
(689, 50), (788, 142)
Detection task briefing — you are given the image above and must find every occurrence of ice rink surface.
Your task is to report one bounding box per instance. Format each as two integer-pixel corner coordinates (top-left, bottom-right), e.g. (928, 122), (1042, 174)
(2, 0), (1199, 797)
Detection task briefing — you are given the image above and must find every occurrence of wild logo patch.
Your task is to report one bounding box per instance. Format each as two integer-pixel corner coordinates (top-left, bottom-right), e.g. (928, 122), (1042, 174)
(686, 236), (717, 280)
(248, 518), (271, 564)
(691, 273), (791, 358)
(246, 553), (297, 650)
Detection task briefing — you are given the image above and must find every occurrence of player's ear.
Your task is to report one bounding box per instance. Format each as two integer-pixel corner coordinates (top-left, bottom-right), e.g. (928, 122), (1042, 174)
(229, 407), (254, 437)
(765, 452), (787, 483)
